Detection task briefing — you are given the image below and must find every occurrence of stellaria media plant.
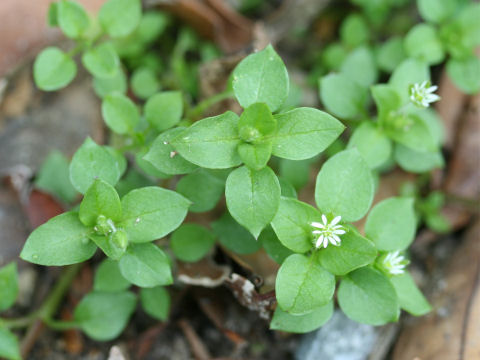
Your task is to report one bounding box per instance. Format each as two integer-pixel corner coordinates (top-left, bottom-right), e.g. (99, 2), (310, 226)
(8, 0), (480, 357)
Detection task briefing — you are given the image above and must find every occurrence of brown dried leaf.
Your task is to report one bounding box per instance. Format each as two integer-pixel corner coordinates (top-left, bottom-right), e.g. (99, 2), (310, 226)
(392, 220), (480, 360)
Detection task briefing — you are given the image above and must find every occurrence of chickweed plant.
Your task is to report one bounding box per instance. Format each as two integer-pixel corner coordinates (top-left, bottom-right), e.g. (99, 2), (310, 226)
(1, 0), (478, 357)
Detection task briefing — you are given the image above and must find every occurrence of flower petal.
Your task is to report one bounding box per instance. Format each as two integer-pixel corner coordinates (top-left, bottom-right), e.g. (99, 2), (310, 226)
(331, 215), (342, 226)
(311, 222), (325, 229)
(322, 214), (328, 225)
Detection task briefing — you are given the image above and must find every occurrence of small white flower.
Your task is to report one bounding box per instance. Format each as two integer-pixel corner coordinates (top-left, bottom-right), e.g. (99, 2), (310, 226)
(311, 215), (346, 249)
(383, 251), (407, 275)
(409, 81), (440, 108)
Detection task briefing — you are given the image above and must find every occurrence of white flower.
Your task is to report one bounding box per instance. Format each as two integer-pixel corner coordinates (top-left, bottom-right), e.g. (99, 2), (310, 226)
(311, 215), (346, 249)
(383, 251), (407, 275)
(409, 81), (440, 108)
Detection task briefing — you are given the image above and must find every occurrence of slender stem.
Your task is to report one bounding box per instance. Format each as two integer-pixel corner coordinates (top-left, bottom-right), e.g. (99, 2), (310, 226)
(186, 90), (234, 119)
(38, 263), (82, 321)
(44, 319), (79, 331)
(0, 315), (36, 329)
(0, 263), (81, 330)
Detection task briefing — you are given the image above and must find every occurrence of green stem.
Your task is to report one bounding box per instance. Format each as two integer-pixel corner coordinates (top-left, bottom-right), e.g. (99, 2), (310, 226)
(0, 315), (36, 329)
(0, 263), (81, 330)
(187, 90), (234, 119)
(44, 319), (79, 331)
(38, 263), (82, 321)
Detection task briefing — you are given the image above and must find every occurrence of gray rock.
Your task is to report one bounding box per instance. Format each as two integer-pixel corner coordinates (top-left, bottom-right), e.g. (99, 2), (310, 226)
(295, 311), (378, 360)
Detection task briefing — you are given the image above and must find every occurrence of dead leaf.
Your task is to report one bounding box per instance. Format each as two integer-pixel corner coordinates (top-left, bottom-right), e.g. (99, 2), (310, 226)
(147, 0), (253, 54)
(392, 219), (480, 360)
(177, 257), (231, 288)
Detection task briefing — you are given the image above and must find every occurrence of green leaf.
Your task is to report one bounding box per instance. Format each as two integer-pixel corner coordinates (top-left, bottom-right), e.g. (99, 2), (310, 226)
(74, 291), (136, 341)
(176, 169), (224, 212)
(106, 146), (128, 179)
(120, 187), (190, 243)
(140, 286), (170, 321)
(102, 93), (140, 135)
(270, 301), (333, 333)
(276, 254), (335, 315)
(387, 114), (437, 153)
(371, 84), (402, 123)
(415, 108), (444, 146)
(270, 107), (344, 160)
(225, 166), (281, 238)
(340, 46), (378, 87)
(144, 91), (183, 131)
(0, 328), (21, 360)
(212, 212), (261, 254)
(259, 226), (293, 264)
(447, 56), (480, 95)
(89, 234), (125, 260)
(131, 67), (160, 100)
(57, 0), (89, 39)
(171, 111), (242, 169)
(94, 259), (130, 292)
(340, 14), (370, 48)
(99, 0), (141, 38)
(232, 45), (289, 112)
(33, 47), (77, 91)
(322, 43), (347, 71)
(365, 197), (417, 251)
(119, 243), (172, 287)
(338, 267), (399, 325)
(417, 0), (458, 23)
(271, 197), (320, 253)
(391, 272), (432, 316)
(279, 158), (311, 190)
(82, 42), (120, 79)
(404, 24), (445, 65)
(0, 263), (18, 312)
(319, 73), (368, 119)
(93, 69), (127, 98)
(278, 177), (297, 199)
(394, 144), (444, 173)
(376, 37), (406, 73)
(389, 59), (430, 105)
(47, 2), (59, 27)
(69, 137), (121, 194)
(135, 11), (170, 44)
(347, 122), (392, 169)
(144, 128), (198, 175)
(237, 142), (272, 170)
(79, 179), (122, 227)
(238, 103), (276, 143)
(171, 224), (216, 262)
(317, 228), (377, 276)
(35, 150), (78, 203)
(20, 212), (96, 265)
(315, 149), (374, 222)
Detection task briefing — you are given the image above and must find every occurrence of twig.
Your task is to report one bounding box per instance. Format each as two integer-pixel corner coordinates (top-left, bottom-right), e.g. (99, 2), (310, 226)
(178, 318), (212, 360)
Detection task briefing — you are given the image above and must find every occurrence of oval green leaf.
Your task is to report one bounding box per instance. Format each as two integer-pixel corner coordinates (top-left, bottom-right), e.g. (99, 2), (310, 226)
(232, 44), (289, 112)
(225, 166), (281, 238)
(365, 197), (417, 251)
(338, 267), (399, 325)
(33, 47), (77, 91)
(20, 212), (96, 266)
(119, 243), (172, 287)
(120, 186), (190, 243)
(276, 254), (335, 315)
(315, 149), (374, 222)
(171, 111), (242, 169)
